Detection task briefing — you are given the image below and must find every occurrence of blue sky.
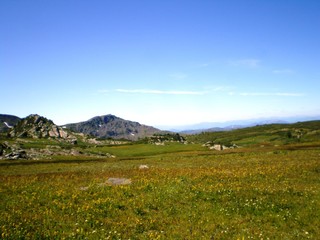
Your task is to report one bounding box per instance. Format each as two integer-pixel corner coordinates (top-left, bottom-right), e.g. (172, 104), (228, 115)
(1, 0), (320, 127)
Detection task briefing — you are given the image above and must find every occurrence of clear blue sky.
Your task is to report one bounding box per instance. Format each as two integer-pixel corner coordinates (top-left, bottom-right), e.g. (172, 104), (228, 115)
(1, 0), (320, 127)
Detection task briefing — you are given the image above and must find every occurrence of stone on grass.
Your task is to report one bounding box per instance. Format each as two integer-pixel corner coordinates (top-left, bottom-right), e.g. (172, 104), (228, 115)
(139, 164), (149, 170)
(106, 178), (132, 186)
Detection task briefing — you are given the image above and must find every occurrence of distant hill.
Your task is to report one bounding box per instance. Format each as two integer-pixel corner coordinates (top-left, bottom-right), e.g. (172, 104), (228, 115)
(0, 114), (21, 133)
(64, 114), (162, 140)
(187, 120), (320, 147)
(180, 126), (239, 135)
(178, 119), (289, 134)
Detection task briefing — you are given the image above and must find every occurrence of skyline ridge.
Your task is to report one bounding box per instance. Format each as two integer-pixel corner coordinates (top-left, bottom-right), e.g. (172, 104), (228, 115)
(2, 112), (320, 132)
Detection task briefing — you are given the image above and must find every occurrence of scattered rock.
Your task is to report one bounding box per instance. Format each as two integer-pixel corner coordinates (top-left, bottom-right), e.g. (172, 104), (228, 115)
(204, 142), (239, 151)
(202, 141), (213, 147)
(86, 138), (101, 145)
(105, 153), (116, 158)
(70, 149), (82, 156)
(5, 150), (27, 160)
(209, 144), (223, 151)
(0, 142), (28, 160)
(106, 178), (132, 186)
(139, 164), (149, 170)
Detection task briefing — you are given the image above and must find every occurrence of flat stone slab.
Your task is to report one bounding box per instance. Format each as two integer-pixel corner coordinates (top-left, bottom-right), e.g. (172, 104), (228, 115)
(106, 178), (132, 186)
(80, 178), (132, 190)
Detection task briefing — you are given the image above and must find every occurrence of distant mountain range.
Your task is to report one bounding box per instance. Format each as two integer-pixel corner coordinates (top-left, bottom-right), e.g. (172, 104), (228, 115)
(177, 119), (288, 134)
(64, 114), (161, 140)
(163, 116), (320, 134)
(1, 113), (319, 139)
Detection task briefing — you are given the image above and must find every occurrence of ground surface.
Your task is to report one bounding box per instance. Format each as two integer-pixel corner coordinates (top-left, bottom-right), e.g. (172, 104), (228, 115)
(0, 141), (320, 239)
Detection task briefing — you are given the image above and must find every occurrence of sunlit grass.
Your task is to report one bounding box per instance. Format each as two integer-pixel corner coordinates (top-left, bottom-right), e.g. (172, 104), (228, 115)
(0, 143), (319, 239)
(87, 142), (205, 158)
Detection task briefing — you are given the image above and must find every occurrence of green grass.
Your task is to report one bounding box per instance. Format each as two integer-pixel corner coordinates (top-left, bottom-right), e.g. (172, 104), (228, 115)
(1, 139), (320, 239)
(87, 142), (205, 158)
(187, 120), (320, 147)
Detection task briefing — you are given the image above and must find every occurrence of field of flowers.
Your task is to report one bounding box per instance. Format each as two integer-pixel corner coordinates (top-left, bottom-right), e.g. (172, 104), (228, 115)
(0, 143), (320, 239)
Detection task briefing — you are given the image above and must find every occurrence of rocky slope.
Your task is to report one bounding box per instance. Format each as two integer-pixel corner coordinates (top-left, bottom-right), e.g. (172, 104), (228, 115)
(65, 114), (161, 140)
(0, 114), (21, 133)
(9, 114), (77, 143)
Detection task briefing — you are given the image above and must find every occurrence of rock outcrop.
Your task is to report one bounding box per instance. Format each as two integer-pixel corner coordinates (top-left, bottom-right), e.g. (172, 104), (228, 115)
(0, 142), (28, 160)
(9, 114), (77, 143)
(5, 149), (27, 160)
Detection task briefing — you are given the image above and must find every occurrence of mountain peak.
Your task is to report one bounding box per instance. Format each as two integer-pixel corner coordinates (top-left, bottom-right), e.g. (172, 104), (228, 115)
(88, 114), (121, 124)
(65, 114), (161, 140)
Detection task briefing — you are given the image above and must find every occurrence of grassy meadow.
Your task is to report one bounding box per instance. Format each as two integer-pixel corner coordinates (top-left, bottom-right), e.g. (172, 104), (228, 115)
(1, 133), (320, 239)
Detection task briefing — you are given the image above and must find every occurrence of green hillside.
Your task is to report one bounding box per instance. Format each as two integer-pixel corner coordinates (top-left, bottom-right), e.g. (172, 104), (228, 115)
(187, 120), (320, 147)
